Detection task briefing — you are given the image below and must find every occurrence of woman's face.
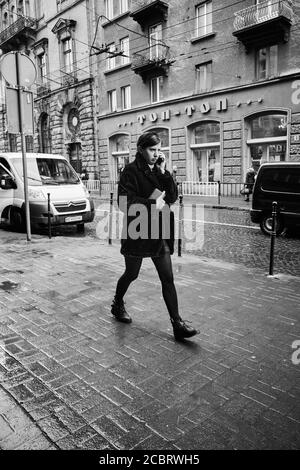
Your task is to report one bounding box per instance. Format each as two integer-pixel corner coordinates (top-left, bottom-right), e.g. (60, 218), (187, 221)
(141, 143), (161, 165)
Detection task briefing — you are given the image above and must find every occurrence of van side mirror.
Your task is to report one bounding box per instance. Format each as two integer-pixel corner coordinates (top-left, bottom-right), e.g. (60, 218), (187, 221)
(0, 174), (17, 190)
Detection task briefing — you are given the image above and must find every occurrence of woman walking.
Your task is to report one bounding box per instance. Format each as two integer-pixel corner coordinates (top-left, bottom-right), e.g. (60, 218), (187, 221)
(111, 131), (199, 341)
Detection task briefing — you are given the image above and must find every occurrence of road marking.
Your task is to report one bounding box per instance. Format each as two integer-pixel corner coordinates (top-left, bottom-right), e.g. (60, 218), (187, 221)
(95, 209), (259, 230)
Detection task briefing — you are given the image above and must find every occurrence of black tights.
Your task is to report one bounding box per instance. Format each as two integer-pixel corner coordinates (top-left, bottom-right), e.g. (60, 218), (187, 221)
(115, 254), (180, 321)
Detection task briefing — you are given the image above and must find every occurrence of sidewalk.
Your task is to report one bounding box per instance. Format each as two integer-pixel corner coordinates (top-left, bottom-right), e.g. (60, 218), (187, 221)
(0, 231), (300, 450)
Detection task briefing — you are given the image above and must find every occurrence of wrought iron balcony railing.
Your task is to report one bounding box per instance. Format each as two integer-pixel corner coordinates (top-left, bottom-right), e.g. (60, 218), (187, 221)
(131, 43), (174, 79)
(233, 0), (293, 31)
(0, 16), (37, 46)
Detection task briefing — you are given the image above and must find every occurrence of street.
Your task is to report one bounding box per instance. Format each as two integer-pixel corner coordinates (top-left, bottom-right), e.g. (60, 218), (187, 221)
(82, 200), (300, 278)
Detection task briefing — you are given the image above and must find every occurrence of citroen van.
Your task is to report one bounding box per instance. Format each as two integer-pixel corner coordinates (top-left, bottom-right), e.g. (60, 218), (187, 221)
(0, 153), (95, 231)
(250, 162), (300, 235)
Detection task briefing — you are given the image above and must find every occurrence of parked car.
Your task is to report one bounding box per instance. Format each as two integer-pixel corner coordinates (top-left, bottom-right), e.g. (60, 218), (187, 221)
(250, 162), (300, 235)
(0, 153), (94, 232)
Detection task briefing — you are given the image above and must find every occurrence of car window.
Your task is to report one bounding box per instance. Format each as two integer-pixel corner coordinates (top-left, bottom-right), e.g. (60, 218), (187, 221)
(0, 157), (11, 176)
(261, 168), (300, 194)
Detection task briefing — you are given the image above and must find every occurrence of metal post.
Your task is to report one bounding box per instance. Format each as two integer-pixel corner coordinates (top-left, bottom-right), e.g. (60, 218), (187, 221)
(178, 194), (183, 257)
(15, 52), (31, 242)
(47, 193), (51, 239)
(269, 201), (278, 276)
(108, 191), (113, 245)
(218, 180), (221, 205)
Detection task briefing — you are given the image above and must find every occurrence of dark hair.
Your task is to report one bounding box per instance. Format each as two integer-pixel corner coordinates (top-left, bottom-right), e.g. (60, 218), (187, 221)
(137, 131), (161, 150)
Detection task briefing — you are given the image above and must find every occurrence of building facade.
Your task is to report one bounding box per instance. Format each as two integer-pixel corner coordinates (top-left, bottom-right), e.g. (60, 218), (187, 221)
(0, 0), (98, 178)
(94, 0), (300, 187)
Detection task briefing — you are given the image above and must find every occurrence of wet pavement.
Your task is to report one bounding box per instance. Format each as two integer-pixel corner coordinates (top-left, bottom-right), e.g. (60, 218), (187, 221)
(0, 222), (300, 450)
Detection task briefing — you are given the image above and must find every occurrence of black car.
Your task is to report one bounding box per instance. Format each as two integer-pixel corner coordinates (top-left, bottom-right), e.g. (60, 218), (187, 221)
(250, 162), (300, 235)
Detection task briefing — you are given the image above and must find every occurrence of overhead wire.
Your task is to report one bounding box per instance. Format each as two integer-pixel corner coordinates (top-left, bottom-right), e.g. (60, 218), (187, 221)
(38, 1), (300, 88)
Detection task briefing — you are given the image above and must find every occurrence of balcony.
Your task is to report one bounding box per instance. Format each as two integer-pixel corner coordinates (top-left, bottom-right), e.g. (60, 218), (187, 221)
(130, 0), (169, 30)
(36, 83), (51, 96)
(233, 0), (293, 50)
(0, 16), (37, 52)
(131, 44), (174, 81)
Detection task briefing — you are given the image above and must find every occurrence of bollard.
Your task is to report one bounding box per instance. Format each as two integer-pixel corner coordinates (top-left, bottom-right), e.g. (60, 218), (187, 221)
(269, 201), (278, 276)
(218, 180), (221, 205)
(47, 193), (51, 239)
(108, 191), (113, 245)
(178, 194), (183, 257)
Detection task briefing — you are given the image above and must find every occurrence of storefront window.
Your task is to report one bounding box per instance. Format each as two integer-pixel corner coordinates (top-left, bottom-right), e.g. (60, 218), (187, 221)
(251, 114), (287, 139)
(250, 143), (286, 163)
(247, 113), (288, 168)
(190, 121), (220, 182)
(109, 134), (130, 180)
(194, 122), (220, 144)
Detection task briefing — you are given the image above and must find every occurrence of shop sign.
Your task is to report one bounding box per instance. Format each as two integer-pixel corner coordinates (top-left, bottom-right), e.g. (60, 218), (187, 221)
(136, 98), (228, 126)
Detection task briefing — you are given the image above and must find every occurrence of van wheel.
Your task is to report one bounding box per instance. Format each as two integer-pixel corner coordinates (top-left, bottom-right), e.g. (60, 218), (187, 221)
(76, 223), (85, 233)
(260, 214), (284, 236)
(10, 207), (25, 231)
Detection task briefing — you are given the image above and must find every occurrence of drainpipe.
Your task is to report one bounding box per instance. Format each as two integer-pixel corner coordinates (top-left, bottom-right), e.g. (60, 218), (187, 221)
(87, 0), (99, 180)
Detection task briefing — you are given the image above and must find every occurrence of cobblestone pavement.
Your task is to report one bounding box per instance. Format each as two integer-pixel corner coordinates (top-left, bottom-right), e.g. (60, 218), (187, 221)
(0, 230), (300, 450)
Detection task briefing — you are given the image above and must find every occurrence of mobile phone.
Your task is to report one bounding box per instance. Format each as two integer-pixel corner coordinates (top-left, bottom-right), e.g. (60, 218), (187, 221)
(156, 154), (165, 165)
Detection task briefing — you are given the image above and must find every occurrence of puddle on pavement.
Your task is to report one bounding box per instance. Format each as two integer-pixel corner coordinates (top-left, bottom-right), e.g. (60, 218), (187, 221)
(0, 281), (19, 292)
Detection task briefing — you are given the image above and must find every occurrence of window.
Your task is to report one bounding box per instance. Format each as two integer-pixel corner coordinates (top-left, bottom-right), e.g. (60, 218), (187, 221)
(105, 0), (128, 20)
(256, 45), (278, 80)
(121, 85), (131, 110)
(149, 24), (163, 59)
(150, 76), (164, 104)
(40, 114), (52, 153)
(17, 0), (24, 16)
(190, 122), (221, 182)
(3, 11), (8, 29)
(109, 134), (130, 179)
(25, 136), (34, 152)
(107, 43), (116, 70)
(120, 37), (130, 65)
(246, 113), (288, 168)
(196, 1), (212, 37)
(261, 168), (300, 194)
(37, 52), (47, 83)
(10, 6), (15, 24)
(62, 38), (73, 74)
(251, 114), (287, 139)
(108, 89), (117, 112)
(196, 62), (212, 93)
(9, 134), (17, 152)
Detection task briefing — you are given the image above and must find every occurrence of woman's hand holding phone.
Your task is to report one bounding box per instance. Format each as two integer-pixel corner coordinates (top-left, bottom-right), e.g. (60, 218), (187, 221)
(156, 152), (166, 173)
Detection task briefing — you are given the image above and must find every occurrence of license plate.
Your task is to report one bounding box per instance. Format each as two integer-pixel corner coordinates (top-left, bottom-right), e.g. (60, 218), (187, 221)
(65, 215), (82, 223)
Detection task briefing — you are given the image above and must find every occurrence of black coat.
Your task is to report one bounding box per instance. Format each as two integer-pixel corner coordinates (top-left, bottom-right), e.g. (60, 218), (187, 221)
(118, 153), (178, 257)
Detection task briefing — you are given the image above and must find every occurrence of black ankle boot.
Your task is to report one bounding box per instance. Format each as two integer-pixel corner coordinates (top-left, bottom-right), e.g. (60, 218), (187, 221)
(171, 318), (199, 341)
(111, 297), (132, 323)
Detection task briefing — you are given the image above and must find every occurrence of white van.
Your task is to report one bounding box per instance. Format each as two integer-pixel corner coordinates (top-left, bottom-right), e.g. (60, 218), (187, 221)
(0, 153), (95, 232)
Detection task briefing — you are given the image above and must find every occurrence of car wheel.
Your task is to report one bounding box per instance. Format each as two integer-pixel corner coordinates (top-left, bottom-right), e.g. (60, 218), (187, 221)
(10, 207), (25, 231)
(260, 214), (284, 236)
(76, 223), (85, 233)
